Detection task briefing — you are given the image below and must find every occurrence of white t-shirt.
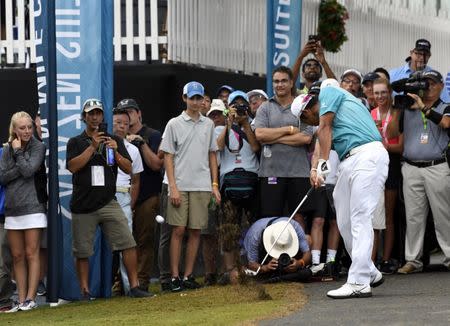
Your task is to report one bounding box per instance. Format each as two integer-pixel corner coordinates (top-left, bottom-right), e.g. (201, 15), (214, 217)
(116, 139), (144, 187)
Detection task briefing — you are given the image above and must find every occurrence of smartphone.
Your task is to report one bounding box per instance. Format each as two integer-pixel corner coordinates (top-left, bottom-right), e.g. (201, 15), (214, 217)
(98, 122), (107, 133)
(308, 35), (318, 42)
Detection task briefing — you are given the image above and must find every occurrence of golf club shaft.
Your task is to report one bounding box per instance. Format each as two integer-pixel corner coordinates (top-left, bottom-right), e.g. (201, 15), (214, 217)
(255, 187), (314, 275)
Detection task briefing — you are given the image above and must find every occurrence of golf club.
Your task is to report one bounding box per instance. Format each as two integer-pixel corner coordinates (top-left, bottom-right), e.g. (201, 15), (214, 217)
(251, 187), (314, 276)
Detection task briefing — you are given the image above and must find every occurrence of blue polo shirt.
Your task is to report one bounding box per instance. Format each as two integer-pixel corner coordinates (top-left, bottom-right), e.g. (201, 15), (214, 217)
(319, 86), (381, 160)
(389, 63), (450, 102)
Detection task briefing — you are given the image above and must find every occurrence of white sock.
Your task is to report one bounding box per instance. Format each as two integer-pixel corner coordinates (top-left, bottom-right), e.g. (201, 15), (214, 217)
(326, 249), (337, 263)
(312, 250), (321, 265)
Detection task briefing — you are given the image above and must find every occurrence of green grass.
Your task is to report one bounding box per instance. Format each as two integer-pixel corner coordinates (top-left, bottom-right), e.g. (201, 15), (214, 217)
(0, 282), (306, 325)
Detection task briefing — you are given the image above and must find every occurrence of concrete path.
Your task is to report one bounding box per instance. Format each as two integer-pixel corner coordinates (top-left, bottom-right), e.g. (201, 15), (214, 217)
(261, 269), (450, 326)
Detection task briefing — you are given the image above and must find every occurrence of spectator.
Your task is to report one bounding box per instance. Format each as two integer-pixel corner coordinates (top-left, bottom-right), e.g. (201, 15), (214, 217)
(0, 111), (47, 311)
(201, 98), (228, 286)
(362, 72), (379, 110)
(247, 89), (268, 117)
(160, 82), (221, 292)
(340, 69), (362, 97)
(299, 80), (388, 299)
(243, 218), (311, 281)
(216, 91), (260, 281)
(254, 66), (313, 221)
(387, 70), (450, 274)
(217, 85), (234, 105)
(292, 40), (336, 94)
(201, 92), (212, 116)
(112, 108), (144, 295)
(389, 38), (450, 102)
(373, 67), (390, 81)
(370, 78), (403, 274)
(0, 146), (14, 312)
(66, 99), (151, 299)
(118, 98), (163, 292)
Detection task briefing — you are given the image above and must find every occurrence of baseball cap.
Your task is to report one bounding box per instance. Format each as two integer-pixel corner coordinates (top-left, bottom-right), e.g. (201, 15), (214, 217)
(321, 78), (340, 90)
(247, 89), (269, 100)
(228, 90), (249, 105)
(82, 98), (104, 113)
(206, 99), (226, 117)
(183, 81), (205, 98)
(362, 72), (379, 84)
(341, 69), (363, 83)
(422, 70), (443, 83)
(117, 98), (139, 111)
(414, 38), (431, 53)
(291, 94), (314, 118)
(216, 85), (234, 96)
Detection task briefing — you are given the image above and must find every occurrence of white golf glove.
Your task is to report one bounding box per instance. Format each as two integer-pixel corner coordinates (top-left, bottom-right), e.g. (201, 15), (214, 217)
(317, 159), (331, 181)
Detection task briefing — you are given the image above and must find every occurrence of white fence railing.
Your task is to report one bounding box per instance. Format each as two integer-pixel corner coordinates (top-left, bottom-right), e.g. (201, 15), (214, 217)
(168, 0), (450, 77)
(0, 0), (168, 66)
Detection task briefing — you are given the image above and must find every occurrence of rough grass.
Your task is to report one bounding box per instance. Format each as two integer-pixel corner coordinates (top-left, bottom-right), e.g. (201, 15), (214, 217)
(0, 282), (307, 325)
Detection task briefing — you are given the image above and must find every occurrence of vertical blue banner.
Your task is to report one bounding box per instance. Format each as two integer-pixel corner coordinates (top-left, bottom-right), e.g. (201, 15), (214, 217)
(266, 0), (302, 97)
(34, 0), (114, 300)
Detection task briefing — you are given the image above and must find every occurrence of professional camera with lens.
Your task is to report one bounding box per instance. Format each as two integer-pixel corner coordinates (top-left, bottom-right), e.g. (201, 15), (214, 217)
(234, 104), (250, 116)
(277, 253), (292, 271)
(392, 72), (429, 110)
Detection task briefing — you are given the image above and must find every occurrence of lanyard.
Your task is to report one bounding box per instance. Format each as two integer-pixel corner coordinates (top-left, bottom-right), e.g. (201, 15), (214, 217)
(420, 111), (427, 130)
(376, 108), (391, 140)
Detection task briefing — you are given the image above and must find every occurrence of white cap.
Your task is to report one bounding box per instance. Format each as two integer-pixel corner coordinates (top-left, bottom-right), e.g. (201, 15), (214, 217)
(291, 94), (314, 118)
(247, 89), (269, 100)
(320, 78), (340, 90)
(206, 99), (226, 117)
(340, 69), (363, 83)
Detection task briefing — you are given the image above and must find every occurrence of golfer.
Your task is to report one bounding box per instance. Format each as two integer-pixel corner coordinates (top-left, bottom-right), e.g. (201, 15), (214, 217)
(292, 80), (389, 298)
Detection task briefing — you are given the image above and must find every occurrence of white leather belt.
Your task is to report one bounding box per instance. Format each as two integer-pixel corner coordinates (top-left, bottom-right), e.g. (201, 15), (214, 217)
(344, 141), (383, 159)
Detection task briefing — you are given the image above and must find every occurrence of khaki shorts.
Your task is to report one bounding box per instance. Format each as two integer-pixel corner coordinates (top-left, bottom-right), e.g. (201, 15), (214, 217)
(167, 191), (210, 229)
(71, 199), (136, 258)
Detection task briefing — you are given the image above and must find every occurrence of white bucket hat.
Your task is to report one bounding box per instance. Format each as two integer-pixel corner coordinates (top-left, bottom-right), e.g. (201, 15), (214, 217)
(262, 221), (299, 259)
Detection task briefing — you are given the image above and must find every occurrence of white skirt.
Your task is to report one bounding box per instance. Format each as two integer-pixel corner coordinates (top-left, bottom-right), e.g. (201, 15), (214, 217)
(372, 194), (386, 230)
(4, 213), (47, 230)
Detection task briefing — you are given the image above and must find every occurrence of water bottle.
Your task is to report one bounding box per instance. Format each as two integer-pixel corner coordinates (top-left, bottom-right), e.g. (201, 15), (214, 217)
(106, 147), (115, 166)
(263, 145), (272, 158)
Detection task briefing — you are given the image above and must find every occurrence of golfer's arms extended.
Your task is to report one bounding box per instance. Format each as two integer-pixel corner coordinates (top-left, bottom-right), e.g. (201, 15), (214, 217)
(317, 112), (334, 160)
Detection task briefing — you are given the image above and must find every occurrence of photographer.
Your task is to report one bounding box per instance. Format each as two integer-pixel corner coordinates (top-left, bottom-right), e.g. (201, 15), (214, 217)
(243, 218), (311, 280)
(387, 70), (450, 274)
(215, 91), (260, 279)
(292, 37), (336, 94)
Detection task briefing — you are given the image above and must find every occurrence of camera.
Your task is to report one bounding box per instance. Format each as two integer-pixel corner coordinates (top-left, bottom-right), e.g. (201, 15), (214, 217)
(130, 138), (145, 148)
(277, 253), (292, 271)
(392, 72), (429, 110)
(98, 122), (107, 133)
(235, 104), (250, 116)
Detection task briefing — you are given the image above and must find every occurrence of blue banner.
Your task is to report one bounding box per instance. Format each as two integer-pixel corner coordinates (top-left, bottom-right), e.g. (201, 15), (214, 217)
(34, 0), (114, 300)
(266, 0), (302, 97)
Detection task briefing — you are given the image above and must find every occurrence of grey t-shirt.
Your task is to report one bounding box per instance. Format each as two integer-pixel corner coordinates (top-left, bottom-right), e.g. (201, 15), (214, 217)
(160, 111), (217, 191)
(402, 101), (450, 161)
(253, 98), (313, 178)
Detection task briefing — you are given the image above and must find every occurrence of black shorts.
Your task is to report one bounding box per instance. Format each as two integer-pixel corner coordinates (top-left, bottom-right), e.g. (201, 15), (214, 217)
(259, 177), (315, 217)
(385, 153), (401, 190)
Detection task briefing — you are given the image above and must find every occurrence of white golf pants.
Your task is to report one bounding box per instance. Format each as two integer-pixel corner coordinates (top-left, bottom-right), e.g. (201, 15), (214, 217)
(333, 141), (389, 285)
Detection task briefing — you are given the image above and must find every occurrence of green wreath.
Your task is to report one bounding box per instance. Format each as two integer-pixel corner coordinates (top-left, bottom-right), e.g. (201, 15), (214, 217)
(317, 0), (349, 53)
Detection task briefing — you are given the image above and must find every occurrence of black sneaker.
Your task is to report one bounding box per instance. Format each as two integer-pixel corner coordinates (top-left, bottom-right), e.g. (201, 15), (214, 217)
(37, 280), (47, 296)
(204, 273), (217, 286)
(182, 275), (201, 290)
(380, 260), (397, 275)
(129, 286), (155, 298)
(171, 277), (183, 292)
(80, 291), (96, 301)
(160, 282), (171, 293)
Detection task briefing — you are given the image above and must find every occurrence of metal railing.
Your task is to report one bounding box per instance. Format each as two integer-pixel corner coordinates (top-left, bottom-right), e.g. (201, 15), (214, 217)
(0, 0), (168, 66)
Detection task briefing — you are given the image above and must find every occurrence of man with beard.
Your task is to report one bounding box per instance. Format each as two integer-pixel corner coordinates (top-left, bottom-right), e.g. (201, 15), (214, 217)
(292, 40), (336, 94)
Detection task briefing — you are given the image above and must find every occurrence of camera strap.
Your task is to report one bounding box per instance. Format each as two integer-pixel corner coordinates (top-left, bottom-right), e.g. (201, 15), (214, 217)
(225, 124), (247, 153)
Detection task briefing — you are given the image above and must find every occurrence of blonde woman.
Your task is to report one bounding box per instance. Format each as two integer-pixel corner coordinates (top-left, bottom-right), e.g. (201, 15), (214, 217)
(0, 111), (47, 312)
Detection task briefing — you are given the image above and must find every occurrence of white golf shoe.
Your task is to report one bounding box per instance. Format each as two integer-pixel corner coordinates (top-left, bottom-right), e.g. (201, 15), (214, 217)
(327, 283), (372, 299)
(370, 270), (384, 288)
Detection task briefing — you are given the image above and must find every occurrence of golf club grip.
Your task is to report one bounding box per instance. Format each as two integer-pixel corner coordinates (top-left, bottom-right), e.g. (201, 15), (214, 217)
(255, 187), (314, 275)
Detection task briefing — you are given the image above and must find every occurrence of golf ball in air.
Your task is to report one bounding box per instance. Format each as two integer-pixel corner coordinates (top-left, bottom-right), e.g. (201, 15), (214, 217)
(155, 215), (165, 224)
